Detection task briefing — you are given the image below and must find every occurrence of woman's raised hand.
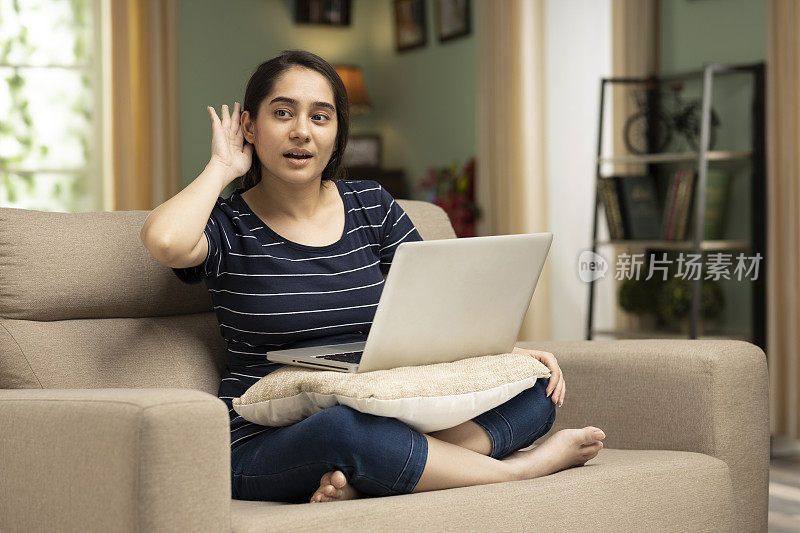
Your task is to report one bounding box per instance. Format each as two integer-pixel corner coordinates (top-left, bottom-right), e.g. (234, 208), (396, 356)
(207, 103), (253, 183)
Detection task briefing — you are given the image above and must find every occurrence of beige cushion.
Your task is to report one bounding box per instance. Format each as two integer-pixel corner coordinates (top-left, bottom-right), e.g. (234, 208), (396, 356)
(232, 353), (551, 432)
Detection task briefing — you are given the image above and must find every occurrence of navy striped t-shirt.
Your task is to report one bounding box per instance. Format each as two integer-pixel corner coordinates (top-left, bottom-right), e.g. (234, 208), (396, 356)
(171, 179), (423, 448)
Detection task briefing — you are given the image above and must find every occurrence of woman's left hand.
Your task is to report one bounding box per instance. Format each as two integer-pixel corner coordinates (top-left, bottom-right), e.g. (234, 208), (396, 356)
(512, 346), (565, 407)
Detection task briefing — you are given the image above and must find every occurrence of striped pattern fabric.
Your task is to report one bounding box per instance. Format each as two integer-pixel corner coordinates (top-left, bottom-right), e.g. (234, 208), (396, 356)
(171, 179), (423, 448)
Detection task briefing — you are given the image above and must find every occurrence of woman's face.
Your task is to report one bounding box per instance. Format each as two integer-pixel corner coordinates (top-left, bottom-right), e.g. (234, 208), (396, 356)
(242, 66), (338, 186)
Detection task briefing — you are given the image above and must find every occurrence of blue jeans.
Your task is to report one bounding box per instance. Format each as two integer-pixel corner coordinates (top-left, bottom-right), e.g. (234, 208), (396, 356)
(230, 376), (556, 503)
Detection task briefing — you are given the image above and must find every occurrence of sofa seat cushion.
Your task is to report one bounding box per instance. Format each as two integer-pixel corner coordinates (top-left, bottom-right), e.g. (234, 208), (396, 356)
(230, 448), (734, 533)
(232, 353), (551, 433)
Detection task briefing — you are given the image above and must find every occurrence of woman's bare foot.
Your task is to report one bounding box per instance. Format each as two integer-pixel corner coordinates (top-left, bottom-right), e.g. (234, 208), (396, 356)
(309, 470), (363, 503)
(502, 426), (606, 481)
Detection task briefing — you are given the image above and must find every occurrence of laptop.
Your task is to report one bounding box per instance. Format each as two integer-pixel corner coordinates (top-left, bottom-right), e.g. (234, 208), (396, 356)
(265, 232), (553, 373)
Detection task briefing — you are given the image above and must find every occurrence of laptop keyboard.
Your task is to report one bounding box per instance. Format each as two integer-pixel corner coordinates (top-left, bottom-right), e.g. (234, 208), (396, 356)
(318, 351), (363, 364)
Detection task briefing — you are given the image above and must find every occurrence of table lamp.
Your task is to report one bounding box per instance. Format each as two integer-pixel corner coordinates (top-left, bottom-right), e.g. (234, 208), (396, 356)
(334, 65), (371, 114)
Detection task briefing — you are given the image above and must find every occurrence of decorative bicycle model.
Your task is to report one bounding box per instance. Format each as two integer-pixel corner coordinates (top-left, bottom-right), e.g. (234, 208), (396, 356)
(623, 81), (721, 154)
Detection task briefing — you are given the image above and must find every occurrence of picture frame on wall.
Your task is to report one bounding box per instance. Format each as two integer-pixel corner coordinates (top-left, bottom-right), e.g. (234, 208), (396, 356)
(435, 0), (471, 42)
(294, 0), (351, 26)
(394, 0), (427, 52)
(343, 134), (383, 168)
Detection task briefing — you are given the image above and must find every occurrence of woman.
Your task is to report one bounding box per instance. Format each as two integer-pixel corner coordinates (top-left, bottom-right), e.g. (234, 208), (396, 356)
(141, 50), (605, 504)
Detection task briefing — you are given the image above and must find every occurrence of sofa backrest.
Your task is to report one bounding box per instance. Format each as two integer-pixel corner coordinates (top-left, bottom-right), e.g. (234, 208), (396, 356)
(0, 198), (456, 393)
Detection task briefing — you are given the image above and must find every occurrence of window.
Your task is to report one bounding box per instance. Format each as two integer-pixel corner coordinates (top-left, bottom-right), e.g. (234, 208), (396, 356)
(0, 0), (104, 212)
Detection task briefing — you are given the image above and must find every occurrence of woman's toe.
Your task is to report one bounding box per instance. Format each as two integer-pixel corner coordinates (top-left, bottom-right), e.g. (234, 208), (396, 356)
(330, 470), (348, 489)
(319, 471), (333, 487)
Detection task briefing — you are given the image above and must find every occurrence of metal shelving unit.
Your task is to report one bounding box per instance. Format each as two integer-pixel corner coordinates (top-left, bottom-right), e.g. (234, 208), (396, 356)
(586, 62), (767, 351)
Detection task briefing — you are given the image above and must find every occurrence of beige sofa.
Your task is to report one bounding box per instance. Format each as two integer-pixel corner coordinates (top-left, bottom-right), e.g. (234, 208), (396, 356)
(0, 199), (768, 532)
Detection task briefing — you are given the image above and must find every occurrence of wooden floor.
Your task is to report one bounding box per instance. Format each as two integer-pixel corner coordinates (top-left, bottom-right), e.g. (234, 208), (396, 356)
(769, 435), (800, 532)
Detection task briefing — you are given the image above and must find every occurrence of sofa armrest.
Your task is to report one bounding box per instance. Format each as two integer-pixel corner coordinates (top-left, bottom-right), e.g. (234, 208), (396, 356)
(516, 339), (769, 533)
(0, 388), (231, 533)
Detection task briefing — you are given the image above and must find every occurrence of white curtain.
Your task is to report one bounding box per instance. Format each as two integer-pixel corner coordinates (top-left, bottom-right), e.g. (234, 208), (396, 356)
(476, 0), (552, 341)
(767, 0), (800, 441)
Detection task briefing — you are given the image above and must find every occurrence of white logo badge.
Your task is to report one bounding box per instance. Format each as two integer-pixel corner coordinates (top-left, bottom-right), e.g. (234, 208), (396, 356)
(578, 250), (608, 282)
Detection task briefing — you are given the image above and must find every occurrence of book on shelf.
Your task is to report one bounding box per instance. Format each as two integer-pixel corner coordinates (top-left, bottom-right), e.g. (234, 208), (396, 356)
(703, 170), (731, 240)
(599, 178), (625, 240)
(675, 170), (696, 240)
(600, 176), (662, 240)
(662, 170), (679, 239)
(662, 168), (695, 241)
(659, 168), (731, 241)
(616, 175), (661, 240)
(661, 170), (679, 240)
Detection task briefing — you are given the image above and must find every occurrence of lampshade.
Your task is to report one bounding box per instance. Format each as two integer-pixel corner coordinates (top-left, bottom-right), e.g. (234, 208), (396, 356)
(334, 65), (371, 114)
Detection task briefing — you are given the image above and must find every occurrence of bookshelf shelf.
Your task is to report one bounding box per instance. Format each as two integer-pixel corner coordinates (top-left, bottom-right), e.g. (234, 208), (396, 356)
(594, 239), (751, 251)
(597, 150), (751, 165)
(587, 62), (767, 350)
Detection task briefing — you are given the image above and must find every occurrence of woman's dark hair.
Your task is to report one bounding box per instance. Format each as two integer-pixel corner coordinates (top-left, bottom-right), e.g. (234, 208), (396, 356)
(240, 50), (350, 190)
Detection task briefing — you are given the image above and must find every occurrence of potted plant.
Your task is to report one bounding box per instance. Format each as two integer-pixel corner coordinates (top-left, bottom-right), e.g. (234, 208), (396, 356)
(618, 262), (725, 336)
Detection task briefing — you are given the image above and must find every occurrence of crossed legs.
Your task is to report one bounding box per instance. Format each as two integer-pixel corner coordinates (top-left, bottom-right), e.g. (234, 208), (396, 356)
(229, 376), (606, 503)
(309, 377), (604, 502)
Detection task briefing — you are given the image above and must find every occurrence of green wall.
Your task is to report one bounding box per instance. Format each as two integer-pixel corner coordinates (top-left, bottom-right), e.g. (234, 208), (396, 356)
(365, 0), (477, 194)
(658, 0), (766, 74)
(176, 0), (476, 199)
